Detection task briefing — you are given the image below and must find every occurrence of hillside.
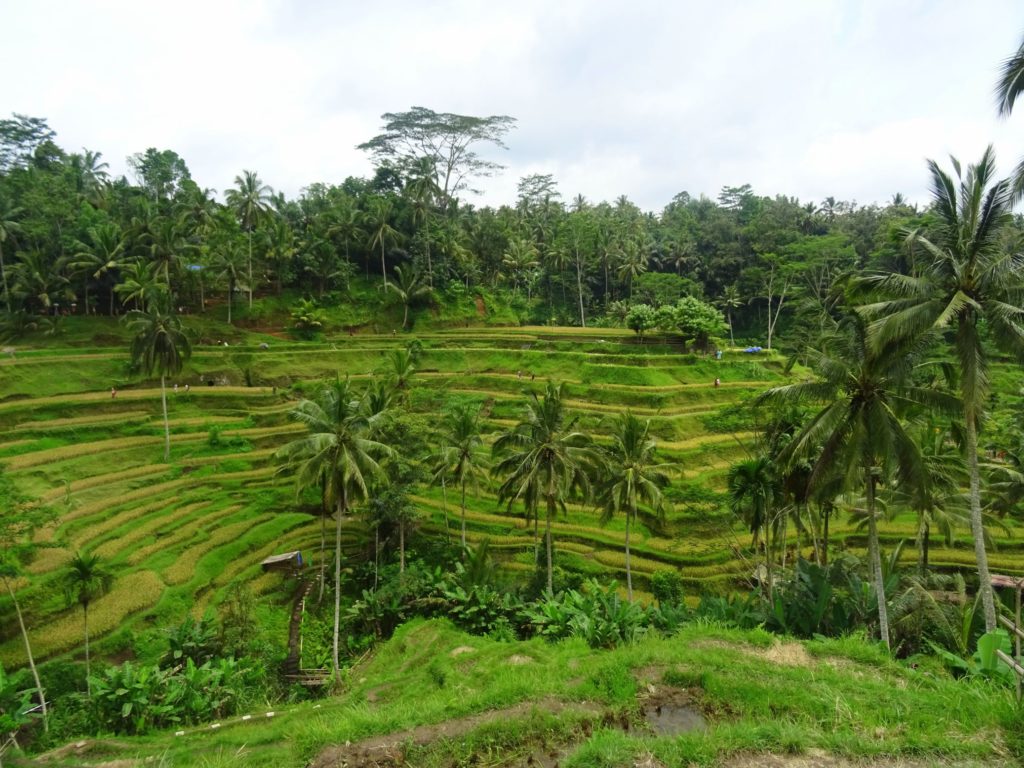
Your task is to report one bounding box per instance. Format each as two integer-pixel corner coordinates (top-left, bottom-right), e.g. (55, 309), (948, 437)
(29, 619), (1022, 767)
(2, 323), (1023, 671)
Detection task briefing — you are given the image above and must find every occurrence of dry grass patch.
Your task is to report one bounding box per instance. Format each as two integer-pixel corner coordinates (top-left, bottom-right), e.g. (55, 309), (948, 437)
(0, 570), (164, 666)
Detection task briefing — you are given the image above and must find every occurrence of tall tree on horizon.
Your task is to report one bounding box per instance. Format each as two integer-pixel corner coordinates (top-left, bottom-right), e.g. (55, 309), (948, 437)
(225, 170), (273, 309)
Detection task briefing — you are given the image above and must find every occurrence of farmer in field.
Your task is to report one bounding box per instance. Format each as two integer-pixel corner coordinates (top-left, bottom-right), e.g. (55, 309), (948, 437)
(111, 386), (117, 398)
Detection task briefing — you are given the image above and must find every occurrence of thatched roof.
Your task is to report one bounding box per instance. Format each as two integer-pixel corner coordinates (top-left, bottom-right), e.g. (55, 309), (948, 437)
(261, 551), (303, 571)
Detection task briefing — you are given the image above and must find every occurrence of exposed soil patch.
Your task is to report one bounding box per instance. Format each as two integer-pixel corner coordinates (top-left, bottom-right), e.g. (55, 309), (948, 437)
(506, 653), (535, 666)
(474, 295), (487, 316)
(310, 699), (603, 768)
(449, 645), (475, 657)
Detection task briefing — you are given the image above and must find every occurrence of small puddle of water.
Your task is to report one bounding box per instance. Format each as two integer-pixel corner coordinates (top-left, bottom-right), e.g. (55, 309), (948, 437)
(643, 702), (707, 736)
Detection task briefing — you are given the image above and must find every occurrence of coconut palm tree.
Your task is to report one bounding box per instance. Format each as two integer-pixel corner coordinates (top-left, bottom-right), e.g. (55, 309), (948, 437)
(717, 284), (743, 347)
(364, 197), (399, 289)
(69, 221), (129, 315)
(896, 421), (968, 575)
(147, 215), (194, 296)
(208, 242), (247, 325)
(728, 456), (781, 600)
(264, 218), (297, 295)
(493, 381), (597, 593)
(275, 379), (394, 677)
(996, 35), (1024, 188)
(0, 198), (22, 314)
(756, 315), (958, 649)
(500, 238), (539, 297)
(225, 171), (273, 309)
(598, 412), (672, 601)
(63, 552), (113, 697)
(385, 348), (416, 395)
(115, 260), (167, 313)
(125, 306), (192, 461)
(386, 265), (432, 330)
(861, 147), (1024, 631)
(434, 403), (487, 549)
(405, 157), (441, 286)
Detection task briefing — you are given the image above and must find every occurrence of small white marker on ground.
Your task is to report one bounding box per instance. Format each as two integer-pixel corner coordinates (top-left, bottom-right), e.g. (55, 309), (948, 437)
(210, 723), (220, 729)
(175, 731), (184, 737)
(266, 711), (275, 718)
(242, 715), (252, 721)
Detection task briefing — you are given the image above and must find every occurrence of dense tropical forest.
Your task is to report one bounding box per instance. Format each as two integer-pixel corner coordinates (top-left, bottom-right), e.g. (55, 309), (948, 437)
(2, 43), (1024, 768)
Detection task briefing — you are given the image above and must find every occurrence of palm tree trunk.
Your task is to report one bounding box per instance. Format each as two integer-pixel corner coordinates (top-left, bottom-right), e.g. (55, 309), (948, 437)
(460, 479), (468, 548)
(0, 241), (9, 314)
(84, 603), (91, 698)
(625, 509), (633, 602)
(965, 412), (997, 631)
(403, 302), (409, 330)
(425, 230), (433, 289)
(381, 240), (388, 289)
(161, 374), (170, 462)
(461, 478), (467, 551)
(318, 507), (326, 604)
(399, 520), (405, 573)
(332, 492), (344, 679)
(247, 229), (253, 309)
(781, 508), (789, 570)
(545, 496), (555, 594)
(440, 474), (450, 542)
(866, 469), (891, 650)
(575, 255), (586, 328)
(374, 526), (379, 590)
(728, 311), (735, 347)
(919, 520), (931, 576)
(822, 504), (830, 567)
(3, 578), (46, 731)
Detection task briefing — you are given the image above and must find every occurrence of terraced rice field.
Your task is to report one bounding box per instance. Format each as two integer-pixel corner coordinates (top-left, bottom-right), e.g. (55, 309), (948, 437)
(1, 325), (1022, 666)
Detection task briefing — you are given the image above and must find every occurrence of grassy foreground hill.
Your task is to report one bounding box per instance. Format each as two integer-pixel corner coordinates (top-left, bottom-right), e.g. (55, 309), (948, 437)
(29, 619), (1023, 767)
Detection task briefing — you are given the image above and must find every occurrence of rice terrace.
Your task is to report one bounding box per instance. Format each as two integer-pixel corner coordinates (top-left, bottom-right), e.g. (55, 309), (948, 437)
(7, 7), (1024, 767)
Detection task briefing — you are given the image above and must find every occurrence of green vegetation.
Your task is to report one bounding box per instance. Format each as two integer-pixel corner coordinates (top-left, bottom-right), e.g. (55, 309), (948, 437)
(2, 43), (1024, 766)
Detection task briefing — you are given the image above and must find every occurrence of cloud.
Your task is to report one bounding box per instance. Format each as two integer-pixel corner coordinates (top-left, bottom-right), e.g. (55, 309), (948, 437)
(2, 0), (1023, 210)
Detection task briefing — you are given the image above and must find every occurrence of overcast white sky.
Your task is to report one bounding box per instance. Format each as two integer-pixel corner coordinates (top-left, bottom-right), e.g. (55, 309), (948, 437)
(3, 1), (1023, 211)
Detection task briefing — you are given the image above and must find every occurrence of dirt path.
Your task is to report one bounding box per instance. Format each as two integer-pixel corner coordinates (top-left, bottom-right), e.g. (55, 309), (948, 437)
(309, 698), (603, 768)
